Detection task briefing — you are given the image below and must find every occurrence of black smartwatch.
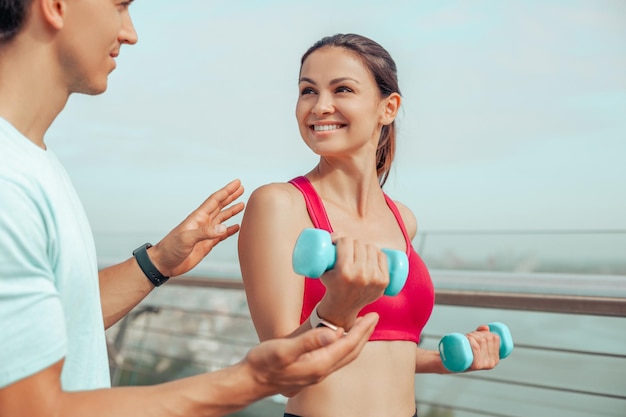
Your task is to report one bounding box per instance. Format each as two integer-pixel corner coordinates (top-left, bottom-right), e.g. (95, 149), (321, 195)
(132, 243), (169, 287)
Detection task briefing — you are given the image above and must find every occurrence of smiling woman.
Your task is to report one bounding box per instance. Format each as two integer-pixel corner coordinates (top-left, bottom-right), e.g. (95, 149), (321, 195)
(237, 33), (502, 417)
(296, 51), (399, 187)
(297, 34), (401, 187)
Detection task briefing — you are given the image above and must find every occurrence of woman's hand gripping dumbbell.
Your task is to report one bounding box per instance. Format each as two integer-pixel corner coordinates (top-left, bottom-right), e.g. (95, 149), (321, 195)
(292, 228), (409, 296)
(438, 322), (514, 372)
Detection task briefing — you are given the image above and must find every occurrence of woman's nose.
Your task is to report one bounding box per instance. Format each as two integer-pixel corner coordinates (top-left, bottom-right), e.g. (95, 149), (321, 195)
(311, 93), (334, 115)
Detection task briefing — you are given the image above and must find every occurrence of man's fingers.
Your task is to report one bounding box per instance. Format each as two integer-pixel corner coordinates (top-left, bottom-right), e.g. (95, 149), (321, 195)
(213, 201), (245, 225)
(197, 179), (245, 215)
(203, 220), (241, 241)
(281, 327), (344, 364)
(296, 312), (378, 376)
(286, 313), (378, 386)
(321, 312), (378, 370)
(347, 312), (379, 337)
(282, 311), (378, 367)
(246, 313), (378, 398)
(186, 179), (245, 242)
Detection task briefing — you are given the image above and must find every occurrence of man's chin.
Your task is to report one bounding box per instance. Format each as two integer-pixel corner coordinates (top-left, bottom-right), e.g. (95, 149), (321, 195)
(74, 81), (108, 96)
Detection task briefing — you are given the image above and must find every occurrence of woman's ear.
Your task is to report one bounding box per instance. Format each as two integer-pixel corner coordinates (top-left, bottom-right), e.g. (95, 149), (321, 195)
(38, 0), (67, 30)
(380, 92), (401, 126)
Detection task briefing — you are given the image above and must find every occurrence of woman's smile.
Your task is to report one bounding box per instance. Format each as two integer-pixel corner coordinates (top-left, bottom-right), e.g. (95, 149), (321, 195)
(311, 123), (346, 132)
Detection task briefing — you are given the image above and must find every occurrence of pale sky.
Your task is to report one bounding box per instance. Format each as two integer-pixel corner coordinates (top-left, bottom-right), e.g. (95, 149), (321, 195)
(46, 0), (626, 268)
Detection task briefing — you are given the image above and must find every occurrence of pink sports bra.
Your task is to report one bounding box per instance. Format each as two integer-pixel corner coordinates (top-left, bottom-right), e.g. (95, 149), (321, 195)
(290, 176), (435, 343)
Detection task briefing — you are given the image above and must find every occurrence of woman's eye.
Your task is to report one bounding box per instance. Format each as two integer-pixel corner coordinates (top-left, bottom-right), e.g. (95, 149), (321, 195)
(336, 86), (353, 93)
(300, 87), (315, 95)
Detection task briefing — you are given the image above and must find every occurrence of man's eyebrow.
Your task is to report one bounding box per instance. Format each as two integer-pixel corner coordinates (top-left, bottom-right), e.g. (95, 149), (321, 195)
(298, 77), (360, 85)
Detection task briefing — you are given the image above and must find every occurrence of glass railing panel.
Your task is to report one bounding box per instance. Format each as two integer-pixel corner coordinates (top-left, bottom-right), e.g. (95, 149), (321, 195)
(414, 230), (626, 298)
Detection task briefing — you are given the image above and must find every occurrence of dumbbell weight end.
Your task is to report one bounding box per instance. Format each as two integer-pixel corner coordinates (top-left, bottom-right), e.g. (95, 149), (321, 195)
(292, 228), (409, 296)
(438, 322), (514, 372)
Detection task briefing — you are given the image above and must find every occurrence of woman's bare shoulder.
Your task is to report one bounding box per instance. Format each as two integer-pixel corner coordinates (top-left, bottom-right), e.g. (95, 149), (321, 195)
(249, 181), (301, 200)
(392, 200), (418, 239)
(246, 182), (305, 212)
(242, 181), (311, 235)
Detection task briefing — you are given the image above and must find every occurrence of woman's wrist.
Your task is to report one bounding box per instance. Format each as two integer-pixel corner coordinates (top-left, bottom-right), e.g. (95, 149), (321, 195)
(309, 303), (345, 332)
(315, 300), (358, 330)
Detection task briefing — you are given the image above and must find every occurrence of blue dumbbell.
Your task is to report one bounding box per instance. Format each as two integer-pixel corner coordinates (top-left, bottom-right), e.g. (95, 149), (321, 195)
(292, 228), (409, 296)
(438, 322), (514, 372)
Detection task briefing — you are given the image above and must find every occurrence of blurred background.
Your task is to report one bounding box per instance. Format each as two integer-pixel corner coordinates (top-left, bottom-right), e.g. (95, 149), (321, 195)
(48, 0), (626, 274)
(45, 0), (625, 416)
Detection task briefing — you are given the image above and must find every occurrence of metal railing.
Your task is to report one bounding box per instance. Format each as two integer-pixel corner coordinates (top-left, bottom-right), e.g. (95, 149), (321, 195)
(172, 276), (626, 317)
(104, 229), (626, 415)
(106, 275), (626, 417)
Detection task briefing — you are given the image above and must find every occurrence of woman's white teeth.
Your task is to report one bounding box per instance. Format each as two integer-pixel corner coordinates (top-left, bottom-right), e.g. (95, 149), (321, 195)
(314, 124), (342, 131)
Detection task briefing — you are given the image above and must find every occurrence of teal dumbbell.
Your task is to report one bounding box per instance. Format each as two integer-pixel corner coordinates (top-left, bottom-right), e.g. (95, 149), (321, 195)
(438, 322), (514, 372)
(292, 228), (409, 296)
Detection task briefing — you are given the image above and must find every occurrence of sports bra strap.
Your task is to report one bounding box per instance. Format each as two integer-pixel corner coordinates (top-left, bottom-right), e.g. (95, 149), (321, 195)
(290, 176), (411, 254)
(382, 194), (411, 254)
(288, 176), (333, 232)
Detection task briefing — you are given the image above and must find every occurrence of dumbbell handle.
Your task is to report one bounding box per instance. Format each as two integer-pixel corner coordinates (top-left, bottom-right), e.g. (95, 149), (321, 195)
(438, 322), (514, 372)
(292, 228), (409, 296)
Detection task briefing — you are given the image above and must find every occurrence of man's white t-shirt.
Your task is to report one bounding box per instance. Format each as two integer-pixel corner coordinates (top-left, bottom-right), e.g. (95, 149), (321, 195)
(0, 117), (110, 390)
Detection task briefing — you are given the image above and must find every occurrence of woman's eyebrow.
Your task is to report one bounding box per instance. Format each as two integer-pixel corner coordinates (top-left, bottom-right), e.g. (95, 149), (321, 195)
(329, 77), (359, 84)
(298, 77), (359, 85)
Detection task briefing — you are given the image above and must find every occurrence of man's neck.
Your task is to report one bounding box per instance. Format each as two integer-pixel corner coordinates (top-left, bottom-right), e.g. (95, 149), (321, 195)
(0, 42), (69, 149)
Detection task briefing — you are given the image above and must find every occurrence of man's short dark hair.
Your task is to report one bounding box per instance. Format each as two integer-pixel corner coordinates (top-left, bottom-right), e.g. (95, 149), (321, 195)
(0, 0), (33, 42)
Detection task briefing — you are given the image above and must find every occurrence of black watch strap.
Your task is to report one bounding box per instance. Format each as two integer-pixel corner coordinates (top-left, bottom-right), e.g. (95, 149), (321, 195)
(132, 243), (169, 287)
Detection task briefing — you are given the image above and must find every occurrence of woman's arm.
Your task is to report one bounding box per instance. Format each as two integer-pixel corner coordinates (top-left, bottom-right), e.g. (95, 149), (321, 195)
(238, 183), (312, 340)
(238, 183), (389, 339)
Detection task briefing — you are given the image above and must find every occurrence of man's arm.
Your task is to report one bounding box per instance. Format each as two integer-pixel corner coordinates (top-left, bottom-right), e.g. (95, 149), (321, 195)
(99, 179), (245, 328)
(0, 313), (378, 417)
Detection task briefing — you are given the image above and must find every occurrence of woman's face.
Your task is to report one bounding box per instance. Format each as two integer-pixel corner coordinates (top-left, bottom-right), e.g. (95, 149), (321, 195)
(296, 46), (389, 159)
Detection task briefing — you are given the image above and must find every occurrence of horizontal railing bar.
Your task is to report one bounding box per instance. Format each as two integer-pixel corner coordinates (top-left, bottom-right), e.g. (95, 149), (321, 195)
(133, 303), (252, 320)
(121, 326), (257, 347)
(452, 373), (626, 401)
(118, 347), (241, 370)
(435, 289), (626, 317)
(416, 400), (518, 417)
(417, 229), (626, 235)
(170, 276), (626, 317)
(95, 229), (626, 236)
(173, 276), (244, 290)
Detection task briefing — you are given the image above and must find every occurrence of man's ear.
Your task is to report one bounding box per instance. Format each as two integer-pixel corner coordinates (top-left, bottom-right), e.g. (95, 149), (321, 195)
(380, 92), (401, 126)
(38, 0), (67, 30)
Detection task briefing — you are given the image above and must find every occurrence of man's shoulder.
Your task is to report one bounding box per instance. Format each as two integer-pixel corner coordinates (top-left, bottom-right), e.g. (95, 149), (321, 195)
(0, 120), (45, 183)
